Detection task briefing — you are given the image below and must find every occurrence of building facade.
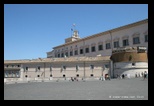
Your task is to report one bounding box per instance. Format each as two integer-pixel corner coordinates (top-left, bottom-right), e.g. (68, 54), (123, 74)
(47, 19), (148, 58)
(4, 19), (148, 82)
(111, 46), (148, 78)
(4, 56), (111, 82)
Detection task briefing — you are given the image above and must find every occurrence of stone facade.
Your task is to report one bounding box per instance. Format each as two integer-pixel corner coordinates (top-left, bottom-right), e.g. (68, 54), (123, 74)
(110, 46), (148, 78)
(47, 19), (148, 58)
(4, 56), (111, 82)
(4, 19), (148, 82)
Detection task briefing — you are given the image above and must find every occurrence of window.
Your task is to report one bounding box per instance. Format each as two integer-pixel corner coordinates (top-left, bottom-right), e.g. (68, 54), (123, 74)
(25, 67), (28, 71)
(24, 67), (28, 72)
(50, 66), (52, 72)
(70, 51), (73, 56)
(74, 50), (78, 55)
(114, 41), (119, 48)
(91, 46), (96, 52)
(85, 48), (89, 53)
(50, 74), (52, 77)
(4, 71), (8, 78)
(80, 49), (83, 54)
(145, 35), (148, 42)
(63, 66), (66, 70)
(106, 43), (111, 49)
(61, 65), (66, 72)
(91, 74), (94, 77)
(90, 65), (94, 70)
(61, 53), (64, 57)
(58, 54), (60, 57)
(36, 66), (40, 72)
(63, 74), (66, 77)
(38, 66), (40, 70)
(16, 71), (20, 77)
(132, 63), (135, 66)
(98, 45), (103, 51)
(65, 52), (68, 57)
(76, 65), (79, 71)
(123, 39), (129, 46)
(105, 64), (109, 68)
(133, 37), (140, 44)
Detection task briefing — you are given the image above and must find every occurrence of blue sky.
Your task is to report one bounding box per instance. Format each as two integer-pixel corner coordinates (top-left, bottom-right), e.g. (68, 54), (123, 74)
(4, 4), (148, 60)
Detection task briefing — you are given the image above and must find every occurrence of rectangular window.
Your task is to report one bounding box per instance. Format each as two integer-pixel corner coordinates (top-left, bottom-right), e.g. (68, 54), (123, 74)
(65, 52), (68, 57)
(70, 51), (73, 56)
(105, 64), (109, 68)
(4, 71), (8, 78)
(80, 49), (83, 54)
(26, 67), (28, 71)
(24, 67), (28, 72)
(114, 41), (119, 48)
(85, 48), (89, 53)
(90, 65), (94, 70)
(63, 66), (66, 70)
(106, 43), (111, 49)
(38, 66), (40, 70)
(58, 54), (60, 57)
(50, 66), (52, 72)
(74, 50), (78, 55)
(61, 53), (64, 57)
(145, 35), (148, 42)
(123, 39), (129, 46)
(61, 65), (66, 71)
(16, 71), (20, 78)
(133, 37), (140, 44)
(76, 65), (79, 71)
(36, 66), (40, 72)
(91, 46), (96, 52)
(98, 45), (103, 51)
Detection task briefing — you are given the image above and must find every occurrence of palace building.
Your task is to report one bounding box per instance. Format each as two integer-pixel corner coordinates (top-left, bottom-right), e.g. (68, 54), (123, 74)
(47, 19), (148, 58)
(4, 19), (148, 82)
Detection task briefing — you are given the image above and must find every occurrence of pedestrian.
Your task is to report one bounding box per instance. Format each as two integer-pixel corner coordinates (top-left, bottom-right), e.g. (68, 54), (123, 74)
(138, 72), (140, 77)
(141, 72), (144, 77)
(122, 74), (125, 79)
(135, 72), (138, 78)
(143, 71), (147, 80)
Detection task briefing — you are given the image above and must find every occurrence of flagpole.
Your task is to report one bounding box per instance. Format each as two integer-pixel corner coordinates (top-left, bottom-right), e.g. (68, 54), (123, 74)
(71, 28), (74, 37)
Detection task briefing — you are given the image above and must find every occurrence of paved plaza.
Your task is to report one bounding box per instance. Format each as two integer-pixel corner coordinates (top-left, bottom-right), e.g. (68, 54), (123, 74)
(4, 78), (148, 100)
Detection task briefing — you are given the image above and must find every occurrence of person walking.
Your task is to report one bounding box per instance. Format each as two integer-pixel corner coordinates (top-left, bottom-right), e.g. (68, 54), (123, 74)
(143, 71), (147, 80)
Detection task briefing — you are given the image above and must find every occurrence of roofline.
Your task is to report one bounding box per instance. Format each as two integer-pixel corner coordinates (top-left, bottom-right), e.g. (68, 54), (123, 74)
(53, 18), (148, 49)
(4, 56), (111, 64)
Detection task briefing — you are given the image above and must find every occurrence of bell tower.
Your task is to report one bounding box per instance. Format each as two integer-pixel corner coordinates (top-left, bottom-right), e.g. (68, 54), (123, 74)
(65, 24), (80, 43)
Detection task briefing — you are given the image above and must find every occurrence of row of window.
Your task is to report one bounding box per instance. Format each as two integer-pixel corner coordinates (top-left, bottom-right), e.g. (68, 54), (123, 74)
(4, 71), (20, 78)
(24, 64), (109, 72)
(55, 35), (148, 57)
(24, 74), (95, 78)
(4, 65), (20, 68)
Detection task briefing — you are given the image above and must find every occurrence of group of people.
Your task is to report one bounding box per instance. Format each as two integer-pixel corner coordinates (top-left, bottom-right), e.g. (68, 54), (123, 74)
(116, 71), (148, 80)
(100, 74), (111, 81)
(70, 77), (78, 81)
(135, 71), (148, 80)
